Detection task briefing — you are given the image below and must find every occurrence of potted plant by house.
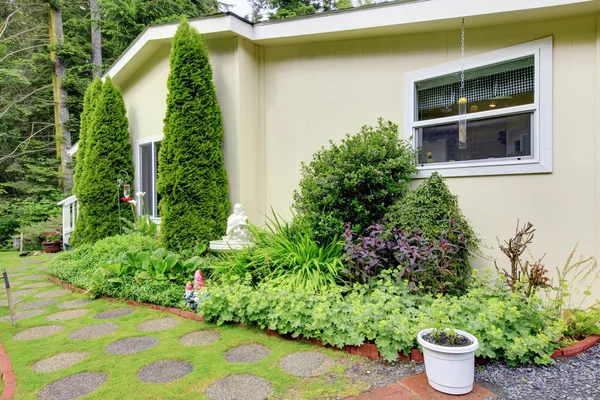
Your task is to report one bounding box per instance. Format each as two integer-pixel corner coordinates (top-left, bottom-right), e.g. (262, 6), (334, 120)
(417, 327), (479, 395)
(42, 231), (62, 253)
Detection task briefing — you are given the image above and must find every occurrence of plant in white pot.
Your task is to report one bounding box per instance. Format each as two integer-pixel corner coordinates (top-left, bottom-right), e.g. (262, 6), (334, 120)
(417, 327), (479, 395)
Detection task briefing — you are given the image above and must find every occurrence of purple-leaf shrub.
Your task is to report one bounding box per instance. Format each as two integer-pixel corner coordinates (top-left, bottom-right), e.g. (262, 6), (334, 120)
(342, 221), (469, 294)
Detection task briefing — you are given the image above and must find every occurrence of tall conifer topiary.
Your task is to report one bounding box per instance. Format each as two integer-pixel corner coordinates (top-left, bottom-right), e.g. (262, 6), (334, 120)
(71, 78), (103, 245)
(157, 19), (229, 250)
(72, 77), (133, 244)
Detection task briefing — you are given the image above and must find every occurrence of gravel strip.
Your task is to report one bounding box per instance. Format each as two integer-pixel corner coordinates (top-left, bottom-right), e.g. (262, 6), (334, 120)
(205, 374), (272, 400)
(13, 325), (63, 340)
(0, 309), (45, 322)
(69, 323), (119, 340)
(46, 309), (89, 321)
(105, 336), (159, 354)
(0, 298), (23, 306)
(32, 352), (90, 373)
(224, 344), (271, 363)
(38, 372), (108, 400)
(9, 289), (38, 297)
(19, 282), (53, 289)
(342, 358), (425, 388)
(93, 308), (134, 319)
(278, 351), (334, 377)
(178, 330), (220, 346)
(35, 289), (71, 299)
(136, 317), (180, 332)
(137, 360), (194, 383)
(17, 300), (57, 310)
(19, 274), (48, 281)
(58, 299), (92, 309)
(476, 344), (600, 399)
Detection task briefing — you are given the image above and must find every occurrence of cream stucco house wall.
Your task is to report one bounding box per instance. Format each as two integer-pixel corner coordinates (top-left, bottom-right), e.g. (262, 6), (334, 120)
(98, 0), (600, 302)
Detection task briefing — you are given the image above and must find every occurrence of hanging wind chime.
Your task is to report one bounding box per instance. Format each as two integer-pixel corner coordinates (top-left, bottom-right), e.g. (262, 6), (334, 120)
(458, 18), (467, 149)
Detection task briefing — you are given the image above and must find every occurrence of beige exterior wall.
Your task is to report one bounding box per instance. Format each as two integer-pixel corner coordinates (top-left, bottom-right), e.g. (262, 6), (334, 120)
(117, 13), (600, 303)
(261, 14), (600, 303)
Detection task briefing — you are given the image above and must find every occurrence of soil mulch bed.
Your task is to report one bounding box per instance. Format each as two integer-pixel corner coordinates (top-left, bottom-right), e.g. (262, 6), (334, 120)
(46, 309), (89, 321)
(19, 282), (53, 289)
(0, 309), (46, 322)
(69, 323), (119, 340)
(37, 372), (108, 400)
(18, 275), (48, 281)
(31, 352), (90, 373)
(135, 317), (180, 332)
(93, 308), (134, 319)
(34, 289), (71, 299)
(224, 343), (271, 364)
(136, 360), (194, 383)
(58, 299), (92, 309)
(178, 330), (220, 346)
(13, 325), (63, 340)
(17, 300), (57, 310)
(278, 351), (334, 377)
(104, 336), (160, 355)
(205, 374), (272, 400)
(422, 331), (472, 347)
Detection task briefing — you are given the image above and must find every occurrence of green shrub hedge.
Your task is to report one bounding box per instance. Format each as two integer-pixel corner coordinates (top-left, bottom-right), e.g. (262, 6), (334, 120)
(199, 271), (565, 365)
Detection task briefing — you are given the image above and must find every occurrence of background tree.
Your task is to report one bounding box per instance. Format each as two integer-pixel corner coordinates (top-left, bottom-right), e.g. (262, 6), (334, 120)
(157, 19), (229, 250)
(71, 77), (133, 244)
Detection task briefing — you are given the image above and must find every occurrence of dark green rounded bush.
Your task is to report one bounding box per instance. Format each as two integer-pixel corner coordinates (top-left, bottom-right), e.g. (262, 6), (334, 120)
(293, 118), (416, 243)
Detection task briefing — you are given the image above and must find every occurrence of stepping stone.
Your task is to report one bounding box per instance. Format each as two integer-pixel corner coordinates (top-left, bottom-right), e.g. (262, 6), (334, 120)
(179, 330), (220, 346)
(20, 282), (53, 289)
(278, 351), (334, 377)
(18, 300), (57, 310)
(38, 372), (107, 400)
(93, 308), (134, 319)
(37, 266), (48, 271)
(32, 352), (90, 373)
(13, 325), (63, 340)
(10, 289), (38, 297)
(136, 317), (180, 332)
(58, 299), (92, 309)
(8, 266), (31, 271)
(21, 259), (46, 265)
(69, 323), (119, 340)
(0, 298), (23, 307)
(105, 336), (159, 354)
(19, 274), (48, 281)
(206, 374), (272, 400)
(46, 309), (89, 321)
(224, 344), (271, 364)
(136, 360), (194, 383)
(0, 309), (45, 322)
(6, 273), (26, 278)
(35, 289), (71, 299)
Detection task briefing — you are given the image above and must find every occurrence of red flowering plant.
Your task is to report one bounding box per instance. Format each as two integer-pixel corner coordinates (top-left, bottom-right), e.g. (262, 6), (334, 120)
(44, 231), (62, 242)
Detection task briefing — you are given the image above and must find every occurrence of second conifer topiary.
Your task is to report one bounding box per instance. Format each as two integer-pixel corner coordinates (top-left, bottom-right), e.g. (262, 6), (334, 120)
(157, 19), (230, 250)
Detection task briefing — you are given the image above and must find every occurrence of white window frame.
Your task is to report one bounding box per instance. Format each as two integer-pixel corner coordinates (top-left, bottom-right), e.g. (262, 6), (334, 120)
(404, 37), (553, 177)
(136, 135), (162, 223)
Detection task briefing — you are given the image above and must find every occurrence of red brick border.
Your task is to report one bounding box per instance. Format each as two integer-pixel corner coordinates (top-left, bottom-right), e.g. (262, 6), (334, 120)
(47, 275), (600, 363)
(0, 341), (16, 400)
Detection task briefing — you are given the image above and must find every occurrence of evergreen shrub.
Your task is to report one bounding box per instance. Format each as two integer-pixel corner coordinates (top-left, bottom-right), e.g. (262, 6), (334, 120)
(157, 19), (230, 251)
(293, 118), (416, 244)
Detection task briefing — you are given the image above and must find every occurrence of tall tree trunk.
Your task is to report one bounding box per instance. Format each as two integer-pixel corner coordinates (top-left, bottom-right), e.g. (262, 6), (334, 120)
(90, 0), (102, 78)
(49, 3), (72, 191)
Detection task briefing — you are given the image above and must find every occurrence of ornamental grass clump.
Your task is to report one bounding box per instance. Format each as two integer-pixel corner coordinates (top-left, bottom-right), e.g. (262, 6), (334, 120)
(293, 118), (416, 244)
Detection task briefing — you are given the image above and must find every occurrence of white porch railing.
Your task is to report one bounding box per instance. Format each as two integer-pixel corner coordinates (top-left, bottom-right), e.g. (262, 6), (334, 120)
(57, 195), (78, 246)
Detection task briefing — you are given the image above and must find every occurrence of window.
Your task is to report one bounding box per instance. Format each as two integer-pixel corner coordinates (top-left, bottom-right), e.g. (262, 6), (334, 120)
(404, 37), (552, 177)
(138, 139), (161, 218)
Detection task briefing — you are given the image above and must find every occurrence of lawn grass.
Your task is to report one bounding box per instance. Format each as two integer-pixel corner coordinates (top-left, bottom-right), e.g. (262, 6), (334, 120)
(0, 251), (369, 399)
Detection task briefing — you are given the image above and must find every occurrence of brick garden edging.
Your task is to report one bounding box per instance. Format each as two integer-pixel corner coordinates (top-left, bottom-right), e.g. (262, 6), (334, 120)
(0, 341), (16, 400)
(47, 275), (600, 363)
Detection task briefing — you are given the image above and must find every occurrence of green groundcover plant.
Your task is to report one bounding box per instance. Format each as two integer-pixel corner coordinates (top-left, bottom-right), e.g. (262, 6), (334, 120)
(199, 269), (565, 365)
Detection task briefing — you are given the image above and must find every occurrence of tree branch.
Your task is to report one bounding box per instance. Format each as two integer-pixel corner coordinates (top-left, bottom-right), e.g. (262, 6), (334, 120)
(0, 26), (44, 42)
(0, 84), (52, 119)
(0, 122), (54, 163)
(0, 7), (20, 40)
(0, 44), (47, 63)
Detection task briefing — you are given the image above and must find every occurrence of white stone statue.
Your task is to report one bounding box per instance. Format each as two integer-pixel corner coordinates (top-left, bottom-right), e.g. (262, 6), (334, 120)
(209, 203), (254, 251)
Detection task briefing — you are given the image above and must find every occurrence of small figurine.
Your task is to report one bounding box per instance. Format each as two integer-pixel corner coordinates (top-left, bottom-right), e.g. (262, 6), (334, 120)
(194, 270), (205, 290)
(183, 271), (209, 311)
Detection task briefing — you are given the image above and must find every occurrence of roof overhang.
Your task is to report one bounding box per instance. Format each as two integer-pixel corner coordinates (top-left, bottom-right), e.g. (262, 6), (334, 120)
(104, 0), (600, 85)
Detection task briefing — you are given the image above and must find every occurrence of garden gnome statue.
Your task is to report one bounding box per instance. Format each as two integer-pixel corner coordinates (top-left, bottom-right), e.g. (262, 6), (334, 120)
(209, 203), (254, 251)
(183, 270), (208, 311)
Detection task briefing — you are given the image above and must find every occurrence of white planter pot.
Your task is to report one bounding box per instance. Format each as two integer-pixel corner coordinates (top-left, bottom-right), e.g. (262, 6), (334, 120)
(417, 328), (479, 395)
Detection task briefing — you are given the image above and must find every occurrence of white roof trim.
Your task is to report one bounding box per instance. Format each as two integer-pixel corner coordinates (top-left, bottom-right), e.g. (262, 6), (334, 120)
(104, 0), (595, 80)
(67, 141), (79, 157)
